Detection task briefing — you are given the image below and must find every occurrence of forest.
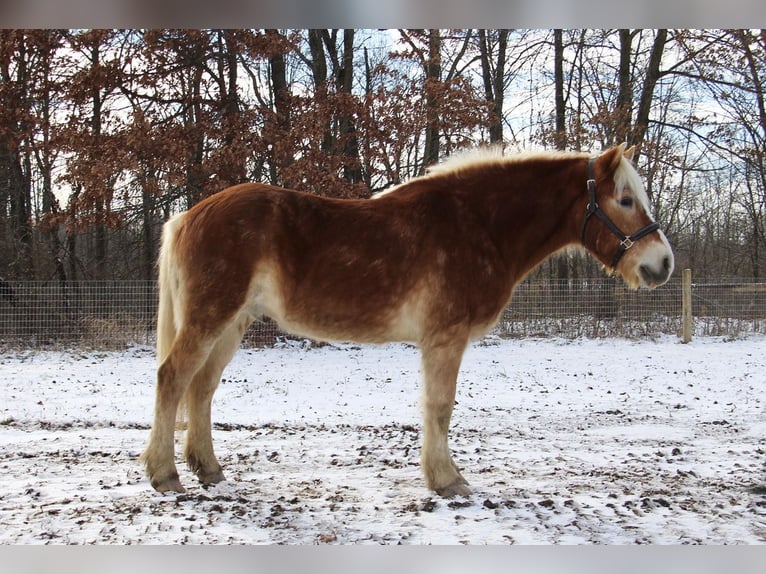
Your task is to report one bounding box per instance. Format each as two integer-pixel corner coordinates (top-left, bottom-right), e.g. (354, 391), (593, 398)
(1, 29), (765, 283)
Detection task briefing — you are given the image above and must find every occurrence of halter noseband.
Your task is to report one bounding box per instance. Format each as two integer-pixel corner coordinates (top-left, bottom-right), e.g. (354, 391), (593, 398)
(581, 158), (660, 269)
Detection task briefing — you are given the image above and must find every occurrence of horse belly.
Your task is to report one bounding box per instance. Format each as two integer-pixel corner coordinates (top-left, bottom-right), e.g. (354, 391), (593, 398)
(247, 266), (423, 344)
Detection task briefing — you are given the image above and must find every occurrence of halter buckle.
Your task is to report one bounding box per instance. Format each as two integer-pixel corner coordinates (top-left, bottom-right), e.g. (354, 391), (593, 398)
(620, 237), (634, 250)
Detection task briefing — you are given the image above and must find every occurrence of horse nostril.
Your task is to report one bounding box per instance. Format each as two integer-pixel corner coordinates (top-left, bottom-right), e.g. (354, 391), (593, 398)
(640, 260), (671, 286)
(640, 265), (650, 283)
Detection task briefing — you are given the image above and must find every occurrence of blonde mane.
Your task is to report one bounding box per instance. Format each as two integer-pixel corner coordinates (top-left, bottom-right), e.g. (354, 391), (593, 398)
(372, 147), (651, 218)
(424, 145), (508, 177)
(373, 147), (586, 199)
(425, 146), (586, 178)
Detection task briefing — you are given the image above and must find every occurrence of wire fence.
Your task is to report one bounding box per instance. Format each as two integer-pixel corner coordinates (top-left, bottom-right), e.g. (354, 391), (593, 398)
(0, 276), (764, 350)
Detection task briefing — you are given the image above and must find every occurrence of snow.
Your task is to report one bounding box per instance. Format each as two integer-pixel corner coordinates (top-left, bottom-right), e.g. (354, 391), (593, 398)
(1, 335), (765, 544)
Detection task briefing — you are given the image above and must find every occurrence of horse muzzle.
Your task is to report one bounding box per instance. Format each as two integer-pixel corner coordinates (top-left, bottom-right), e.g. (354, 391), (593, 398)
(634, 233), (674, 288)
(639, 255), (673, 287)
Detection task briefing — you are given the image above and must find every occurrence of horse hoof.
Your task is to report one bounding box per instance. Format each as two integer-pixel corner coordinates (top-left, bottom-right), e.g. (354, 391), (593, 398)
(197, 469), (226, 485)
(436, 480), (472, 498)
(152, 474), (185, 493)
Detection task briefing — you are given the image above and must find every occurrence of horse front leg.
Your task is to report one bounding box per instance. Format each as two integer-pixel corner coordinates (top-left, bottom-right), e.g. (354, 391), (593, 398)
(420, 336), (470, 498)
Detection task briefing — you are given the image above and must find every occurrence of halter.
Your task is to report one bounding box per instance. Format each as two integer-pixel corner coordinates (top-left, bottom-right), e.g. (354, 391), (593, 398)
(581, 158), (660, 269)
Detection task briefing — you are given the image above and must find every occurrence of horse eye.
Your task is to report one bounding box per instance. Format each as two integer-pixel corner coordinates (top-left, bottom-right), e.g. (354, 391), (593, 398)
(619, 197), (634, 208)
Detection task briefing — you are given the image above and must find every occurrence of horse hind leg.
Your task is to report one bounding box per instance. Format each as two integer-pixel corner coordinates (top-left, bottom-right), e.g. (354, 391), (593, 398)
(141, 325), (215, 493)
(184, 314), (252, 486)
(420, 335), (471, 498)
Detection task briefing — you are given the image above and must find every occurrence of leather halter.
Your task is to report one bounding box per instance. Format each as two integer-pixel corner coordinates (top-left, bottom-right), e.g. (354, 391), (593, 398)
(581, 158), (660, 269)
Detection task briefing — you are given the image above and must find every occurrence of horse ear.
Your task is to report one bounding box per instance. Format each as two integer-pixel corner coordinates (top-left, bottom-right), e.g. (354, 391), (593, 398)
(597, 143), (627, 174)
(623, 145), (636, 162)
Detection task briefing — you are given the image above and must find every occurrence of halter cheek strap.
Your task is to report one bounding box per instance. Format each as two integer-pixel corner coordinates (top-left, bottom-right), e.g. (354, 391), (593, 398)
(581, 158), (660, 269)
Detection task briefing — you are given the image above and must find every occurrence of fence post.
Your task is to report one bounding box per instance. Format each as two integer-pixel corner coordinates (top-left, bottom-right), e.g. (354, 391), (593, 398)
(682, 268), (693, 343)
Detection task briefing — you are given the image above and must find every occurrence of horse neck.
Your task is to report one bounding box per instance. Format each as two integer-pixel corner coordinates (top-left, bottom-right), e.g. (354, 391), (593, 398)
(466, 157), (586, 280)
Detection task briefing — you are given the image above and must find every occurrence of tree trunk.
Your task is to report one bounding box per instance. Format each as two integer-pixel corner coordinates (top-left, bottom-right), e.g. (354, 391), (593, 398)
(267, 29), (292, 185)
(362, 46), (374, 188)
(90, 39), (107, 280)
(308, 29), (333, 154)
(422, 29), (441, 172)
(142, 175), (156, 281)
(0, 32), (33, 277)
(478, 29), (508, 144)
(734, 29), (766, 278)
(186, 63), (205, 207)
(222, 30), (246, 186)
(553, 29), (571, 287)
(339, 29), (362, 184)
(615, 29), (633, 145)
(630, 29), (667, 161)
(553, 29), (566, 151)
(38, 31), (61, 282)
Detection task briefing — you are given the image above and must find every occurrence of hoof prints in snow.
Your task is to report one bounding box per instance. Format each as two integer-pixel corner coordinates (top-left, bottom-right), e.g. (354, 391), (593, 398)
(1, 337), (765, 543)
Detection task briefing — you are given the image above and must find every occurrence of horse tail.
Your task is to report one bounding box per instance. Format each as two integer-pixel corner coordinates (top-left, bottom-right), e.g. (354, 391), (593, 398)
(156, 213), (188, 429)
(156, 213), (183, 365)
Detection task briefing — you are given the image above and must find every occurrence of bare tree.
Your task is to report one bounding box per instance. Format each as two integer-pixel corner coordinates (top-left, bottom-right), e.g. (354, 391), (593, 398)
(422, 29), (442, 170)
(478, 29), (509, 144)
(0, 31), (34, 276)
(553, 29), (566, 150)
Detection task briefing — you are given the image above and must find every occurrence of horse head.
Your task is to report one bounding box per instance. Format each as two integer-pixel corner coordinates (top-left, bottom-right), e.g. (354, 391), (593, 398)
(581, 144), (674, 289)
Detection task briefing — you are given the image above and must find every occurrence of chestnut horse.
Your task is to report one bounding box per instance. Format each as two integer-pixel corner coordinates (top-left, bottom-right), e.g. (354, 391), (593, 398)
(142, 143), (673, 497)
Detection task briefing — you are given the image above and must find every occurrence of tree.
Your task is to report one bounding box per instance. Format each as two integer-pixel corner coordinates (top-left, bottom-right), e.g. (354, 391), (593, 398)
(1, 28), (765, 283)
(422, 29), (442, 170)
(395, 29), (489, 175)
(0, 30), (35, 277)
(57, 29), (127, 280)
(629, 29), (668, 161)
(729, 29), (766, 278)
(296, 29), (364, 192)
(337, 29), (363, 185)
(669, 29), (766, 277)
(478, 29), (509, 144)
(553, 29), (566, 150)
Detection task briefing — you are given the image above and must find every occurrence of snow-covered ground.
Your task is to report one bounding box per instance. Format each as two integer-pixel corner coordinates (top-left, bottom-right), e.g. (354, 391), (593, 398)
(1, 335), (764, 544)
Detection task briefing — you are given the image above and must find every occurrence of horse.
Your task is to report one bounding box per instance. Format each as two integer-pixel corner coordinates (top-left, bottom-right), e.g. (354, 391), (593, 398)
(141, 143), (674, 498)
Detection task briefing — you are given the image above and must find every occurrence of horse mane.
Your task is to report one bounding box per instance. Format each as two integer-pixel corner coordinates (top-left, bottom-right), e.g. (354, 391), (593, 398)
(373, 147), (585, 199)
(376, 146), (651, 214)
(424, 145), (584, 179)
(423, 145), (508, 177)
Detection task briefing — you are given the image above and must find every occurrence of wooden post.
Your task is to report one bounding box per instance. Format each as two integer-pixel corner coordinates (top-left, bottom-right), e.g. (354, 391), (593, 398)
(682, 268), (693, 343)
